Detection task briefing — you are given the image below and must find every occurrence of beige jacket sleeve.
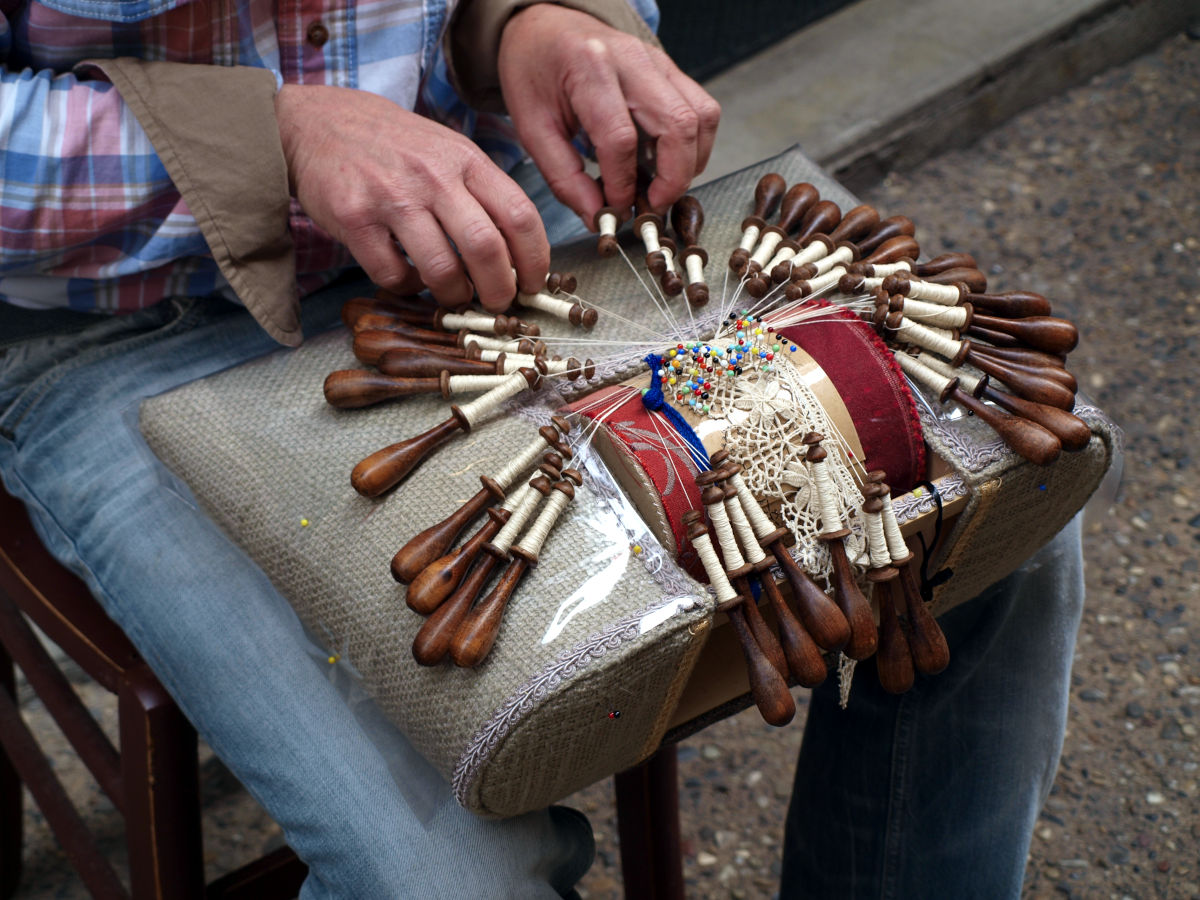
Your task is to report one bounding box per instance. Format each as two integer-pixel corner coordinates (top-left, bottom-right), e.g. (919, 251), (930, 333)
(447, 0), (660, 113)
(78, 59), (302, 347)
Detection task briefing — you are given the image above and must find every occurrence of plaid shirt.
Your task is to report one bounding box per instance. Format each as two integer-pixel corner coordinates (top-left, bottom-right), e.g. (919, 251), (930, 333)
(0, 0), (549, 313)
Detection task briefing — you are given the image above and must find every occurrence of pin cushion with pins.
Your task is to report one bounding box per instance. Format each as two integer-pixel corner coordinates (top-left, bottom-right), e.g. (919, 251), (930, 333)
(137, 146), (1120, 818)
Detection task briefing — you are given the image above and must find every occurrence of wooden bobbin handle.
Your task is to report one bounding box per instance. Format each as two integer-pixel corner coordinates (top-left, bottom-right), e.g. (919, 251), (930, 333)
(769, 536), (851, 652)
(981, 384), (1092, 451)
(962, 290), (1053, 319)
(411, 553), (502, 666)
(352, 314), (463, 346)
(323, 370), (442, 408)
(827, 204), (880, 245)
(895, 562), (951, 675)
(449, 556), (530, 668)
(391, 479), (506, 586)
(733, 576), (789, 681)
(874, 578), (916, 694)
(969, 344), (1068, 370)
(758, 573), (827, 688)
(671, 195), (705, 248)
(351, 415), (466, 498)
(961, 347), (1077, 410)
(967, 313), (1079, 355)
(913, 252), (978, 277)
(921, 266), (987, 293)
(855, 215), (916, 255)
(403, 506), (510, 612)
(743, 172), (786, 231)
(378, 351), (499, 379)
(353, 329), (467, 366)
(791, 199), (841, 246)
(952, 385), (1062, 465)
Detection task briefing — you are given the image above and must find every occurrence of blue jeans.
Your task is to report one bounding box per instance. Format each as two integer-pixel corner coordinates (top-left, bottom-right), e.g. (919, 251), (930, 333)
(0, 165), (595, 898)
(780, 516), (1085, 898)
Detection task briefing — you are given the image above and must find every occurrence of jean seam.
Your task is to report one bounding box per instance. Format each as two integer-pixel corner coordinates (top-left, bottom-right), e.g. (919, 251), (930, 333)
(880, 685), (918, 900)
(0, 297), (203, 440)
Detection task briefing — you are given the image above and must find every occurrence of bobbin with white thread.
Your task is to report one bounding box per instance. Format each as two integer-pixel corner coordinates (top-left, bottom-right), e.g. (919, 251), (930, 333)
(771, 234), (835, 283)
(515, 289), (598, 328)
(659, 237), (684, 296)
(889, 296), (973, 330)
(803, 434), (877, 660)
(671, 195), (710, 306)
(700, 482), (750, 578)
(784, 266), (847, 301)
(790, 242), (857, 282)
(730, 172), (786, 272)
(594, 207), (619, 257)
(882, 273), (964, 306)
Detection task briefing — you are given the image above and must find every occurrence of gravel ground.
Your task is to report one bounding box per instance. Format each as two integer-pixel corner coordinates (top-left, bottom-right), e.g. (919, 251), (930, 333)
(9, 30), (1198, 900)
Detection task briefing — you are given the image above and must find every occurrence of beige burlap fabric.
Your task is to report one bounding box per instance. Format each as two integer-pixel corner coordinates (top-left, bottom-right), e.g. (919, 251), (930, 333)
(140, 145), (1118, 817)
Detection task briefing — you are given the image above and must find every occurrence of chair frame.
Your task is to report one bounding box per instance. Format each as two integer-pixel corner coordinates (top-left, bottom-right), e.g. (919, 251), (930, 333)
(0, 484), (681, 899)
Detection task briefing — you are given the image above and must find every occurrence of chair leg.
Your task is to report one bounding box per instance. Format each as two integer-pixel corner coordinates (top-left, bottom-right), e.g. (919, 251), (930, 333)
(0, 641), (22, 900)
(614, 745), (684, 900)
(119, 666), (205, 900)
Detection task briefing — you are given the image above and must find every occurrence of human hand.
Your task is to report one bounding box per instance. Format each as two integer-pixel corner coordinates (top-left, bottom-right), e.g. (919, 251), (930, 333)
(274, 84), (549, 310)
(497, 5), (720, 224)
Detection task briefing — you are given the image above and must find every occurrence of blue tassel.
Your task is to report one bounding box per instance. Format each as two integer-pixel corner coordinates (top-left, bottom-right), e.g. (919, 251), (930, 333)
(641, 353), (710, 468)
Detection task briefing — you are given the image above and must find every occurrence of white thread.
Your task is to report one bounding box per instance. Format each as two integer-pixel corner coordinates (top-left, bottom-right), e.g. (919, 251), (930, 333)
(905, 280), (961, 305)
(462, 334), (523, 352)
(894, 318), (963, 360)
(729, 471), (777, 540)
(491, 434), (554, 491)
(750, 231), (784, 268)
(445, 374), (512, 394)
(441, 310), (498, 332)
(661, 243), (678, 274)
(867, 260), (911, 276)
(878, 491), (910, 563)
(863, 509), (892, 569)
(690, 530), (740, 604)
(706, 498), (746, 570)
(763, 244), (796, 274)
(809, 455), (846, 535)
(894, 351), (954, 396)
(513, 487), (572, 558)
(793, 240), (830, 267)
(725, 494), (766, 565)
(919, 353), (982, 393)
(900, 297), (969, 329)
(597, 212), (618, 237)
(516, 291), (578, 321)
(811, 245), (854, 277)
(685, 254), (705, 286)
(738, 225), (761, 253)
(640, 221), (661, 252)
(842, 275), (884, 293)
(455, 371), (533, 427)
(499, 481), (531, 513)
(801, 267), (847, 296)
(491, 484), (543, 553)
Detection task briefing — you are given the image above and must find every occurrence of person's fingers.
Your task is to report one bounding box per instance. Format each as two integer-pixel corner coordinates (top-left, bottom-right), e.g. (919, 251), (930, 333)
(342, 224), (422, 295)
(465, 165), (552, 299)
(390, 209), (475, 309)
(617, 73), (702, 213)
(432, 192), (518, 312)
(515, 109), (605, 225)
(658, 61), (721, 177)
(568, 39), (640, 216)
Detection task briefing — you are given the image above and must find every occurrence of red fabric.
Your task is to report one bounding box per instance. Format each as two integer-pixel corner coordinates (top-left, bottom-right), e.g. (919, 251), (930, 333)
(773, 302), (925, 494)
(567, 384), (706, 580)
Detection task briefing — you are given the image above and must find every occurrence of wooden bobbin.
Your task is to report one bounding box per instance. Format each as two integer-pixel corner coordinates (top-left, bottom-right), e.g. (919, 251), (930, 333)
(892, 351), (1062, 465)
(855, 215), (916, 256)
(709, 455), (849, 653)
(352, 329), (472, 366)
(789, 242), (858, 282)
(730, 172), (786, 272)
(860, 488), (913, 694)
(881, 272), (964, 306)
(350, 313), (463, 346)
(460, 333), (541, 354)
(961, 289), (1052, 319)
(392, 422), (571, 586)
(803, 434), (877, 661)
(451, 469), (582, 667)
(865, 470), (951, 678)
(671, 196), (710, 307)
(377, 350), (501, 379)
(323, 369), (443, 408)
(634, 194), (667, 275)
(745, 183), (820, 274)
(682, 511), (794, 727)
(783, 266), (848, 301)
(350, 368), (541, 497)
(515, 289), (598, 329)
(967, 312), (1079, 356)
(410, 474), (555, 666)
(594, 207), (620, 257)
(658, 237), (684, 297)
(545, 271), (577, 295)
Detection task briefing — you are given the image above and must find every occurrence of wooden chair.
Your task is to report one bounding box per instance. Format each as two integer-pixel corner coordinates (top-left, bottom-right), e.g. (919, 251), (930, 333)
(0, 482), (683, 900)
(0, 485), (307, 899)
